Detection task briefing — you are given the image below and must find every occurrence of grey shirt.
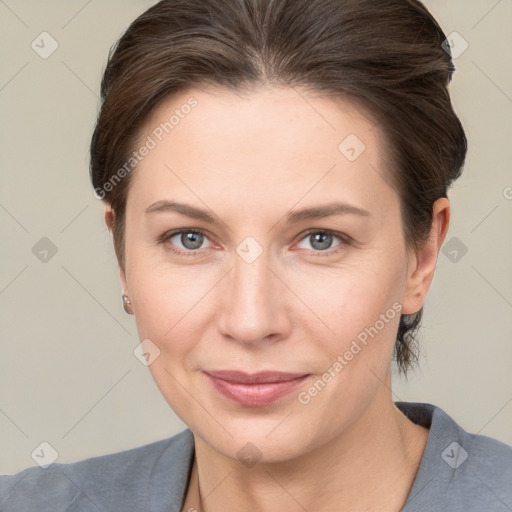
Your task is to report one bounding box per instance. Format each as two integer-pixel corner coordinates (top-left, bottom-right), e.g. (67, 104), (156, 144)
(1, 402), (511, 511)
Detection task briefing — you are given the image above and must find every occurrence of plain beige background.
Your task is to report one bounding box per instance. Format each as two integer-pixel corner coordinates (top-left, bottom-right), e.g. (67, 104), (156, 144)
(0, 0), (511, 474)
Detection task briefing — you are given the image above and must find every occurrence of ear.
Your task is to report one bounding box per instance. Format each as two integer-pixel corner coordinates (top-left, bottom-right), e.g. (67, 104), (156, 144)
(401, 197), (450, 314)
(104, 206), (129, 294)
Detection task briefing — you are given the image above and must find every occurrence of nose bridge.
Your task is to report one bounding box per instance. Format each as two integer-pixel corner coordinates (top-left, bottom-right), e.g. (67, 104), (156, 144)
(234, 249), (269, 302)
(218, 240), (284, 343)
(233, 234), (272, 298)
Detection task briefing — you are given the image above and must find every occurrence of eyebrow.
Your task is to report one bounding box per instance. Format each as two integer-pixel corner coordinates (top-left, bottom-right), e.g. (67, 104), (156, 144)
(145, 200), (371, 224)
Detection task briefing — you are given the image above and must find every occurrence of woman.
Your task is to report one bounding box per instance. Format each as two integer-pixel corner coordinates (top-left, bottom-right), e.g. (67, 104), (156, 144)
(1, 0), (511, 510)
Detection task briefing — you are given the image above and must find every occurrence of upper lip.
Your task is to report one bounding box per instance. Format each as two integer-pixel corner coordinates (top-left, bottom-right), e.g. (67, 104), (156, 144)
(204, 370), (309, 384)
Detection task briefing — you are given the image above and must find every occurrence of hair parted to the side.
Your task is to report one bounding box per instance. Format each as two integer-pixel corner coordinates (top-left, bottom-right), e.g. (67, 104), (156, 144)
(90, 0), (467, 374)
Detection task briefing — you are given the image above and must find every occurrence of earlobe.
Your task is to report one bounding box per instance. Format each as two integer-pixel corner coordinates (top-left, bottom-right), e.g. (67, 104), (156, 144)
(122, 293), (134, 315)
(401, 198), (450, 314)
(104, 207), (115, 232)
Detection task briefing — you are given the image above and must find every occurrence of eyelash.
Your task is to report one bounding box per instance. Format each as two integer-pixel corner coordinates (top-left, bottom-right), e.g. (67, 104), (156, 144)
(158, 228), (351, 257)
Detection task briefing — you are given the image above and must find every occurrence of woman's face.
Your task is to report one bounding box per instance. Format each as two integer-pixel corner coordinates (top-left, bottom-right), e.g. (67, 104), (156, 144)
(118, 85), (422, 462)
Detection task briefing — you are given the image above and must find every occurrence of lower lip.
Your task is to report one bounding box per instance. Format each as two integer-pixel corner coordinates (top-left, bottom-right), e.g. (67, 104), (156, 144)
(205, 373), (310, 407)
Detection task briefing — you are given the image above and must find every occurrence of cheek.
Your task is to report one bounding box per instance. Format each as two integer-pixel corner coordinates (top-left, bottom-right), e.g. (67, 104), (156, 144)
(128, 245), (406, 349)
(130, 269), (207, 354)
(127, 262), (210, 420)
(293, 268), (404, 416)
(290, 257), (406, 401)
(126, 222), (407, 361)
(295, 258), (405, 337)
(123, 237), (204, 353)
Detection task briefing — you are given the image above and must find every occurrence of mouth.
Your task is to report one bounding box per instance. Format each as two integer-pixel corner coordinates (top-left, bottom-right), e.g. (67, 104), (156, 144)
(203, 370), (311, 407)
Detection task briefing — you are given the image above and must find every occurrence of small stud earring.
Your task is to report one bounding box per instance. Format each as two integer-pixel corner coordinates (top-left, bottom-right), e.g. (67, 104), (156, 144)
(122, 294), (134, 315)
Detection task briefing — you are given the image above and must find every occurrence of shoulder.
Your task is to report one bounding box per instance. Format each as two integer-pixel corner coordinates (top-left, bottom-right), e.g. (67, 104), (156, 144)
(461, 427), (512, 500)
(398, 402), (512, 512)
(0, 429), (194, 512)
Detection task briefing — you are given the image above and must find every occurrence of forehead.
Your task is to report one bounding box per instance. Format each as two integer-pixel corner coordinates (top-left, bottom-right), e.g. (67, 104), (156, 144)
(127, 85), (395, 214)
(142, 84), (380, 155)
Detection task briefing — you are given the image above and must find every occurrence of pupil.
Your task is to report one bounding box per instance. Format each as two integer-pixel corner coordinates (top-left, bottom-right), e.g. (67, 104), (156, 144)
(312, 232), (331, 250)
(183, 232), (203, 249)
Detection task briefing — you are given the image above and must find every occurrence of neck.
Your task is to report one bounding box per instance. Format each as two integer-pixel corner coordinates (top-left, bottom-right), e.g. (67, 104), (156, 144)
(183, 381), (429, 512)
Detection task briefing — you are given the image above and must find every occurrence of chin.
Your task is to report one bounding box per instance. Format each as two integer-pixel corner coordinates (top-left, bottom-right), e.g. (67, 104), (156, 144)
(189, 410), (326, 465)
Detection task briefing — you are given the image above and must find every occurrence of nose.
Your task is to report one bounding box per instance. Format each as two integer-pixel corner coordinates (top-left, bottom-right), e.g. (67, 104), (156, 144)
(217, 248), (292, 347)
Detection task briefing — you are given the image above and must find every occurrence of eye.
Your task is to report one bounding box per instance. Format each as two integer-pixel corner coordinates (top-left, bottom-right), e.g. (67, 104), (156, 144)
(159, 229), (213, 254)
(159, 228), (350, 257)
(295, 230), (347, 255)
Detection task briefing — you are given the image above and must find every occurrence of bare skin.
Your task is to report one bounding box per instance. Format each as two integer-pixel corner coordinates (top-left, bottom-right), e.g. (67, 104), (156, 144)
(104, 85), (449, 511)
(182, 394), (430, 511)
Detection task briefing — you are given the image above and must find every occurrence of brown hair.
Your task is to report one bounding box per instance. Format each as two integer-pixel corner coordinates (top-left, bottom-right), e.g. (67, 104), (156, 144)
(90, 0), (467, 374)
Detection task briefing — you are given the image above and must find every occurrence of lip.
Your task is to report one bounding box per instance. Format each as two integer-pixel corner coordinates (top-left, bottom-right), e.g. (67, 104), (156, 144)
(203, 370), (310, 407)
